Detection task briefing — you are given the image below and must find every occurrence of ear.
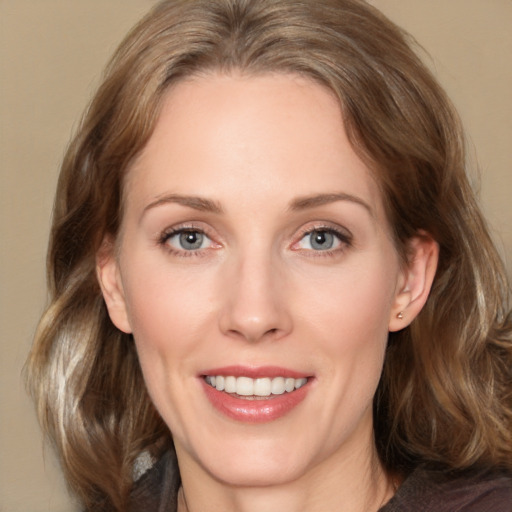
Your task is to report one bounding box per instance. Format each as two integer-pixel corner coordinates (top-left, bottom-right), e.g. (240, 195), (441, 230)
(96, 237), (132, 334)
(388, 232), (439, 332)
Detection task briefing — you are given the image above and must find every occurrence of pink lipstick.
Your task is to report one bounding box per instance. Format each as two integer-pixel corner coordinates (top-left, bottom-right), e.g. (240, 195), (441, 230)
(200, 366), (312, 423)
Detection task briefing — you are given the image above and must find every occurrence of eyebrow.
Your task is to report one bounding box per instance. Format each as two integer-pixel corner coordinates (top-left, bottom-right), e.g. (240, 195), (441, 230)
(143, 194), (224, 215)
(142, 191), (372, 218)
(289, 192), (373, 216)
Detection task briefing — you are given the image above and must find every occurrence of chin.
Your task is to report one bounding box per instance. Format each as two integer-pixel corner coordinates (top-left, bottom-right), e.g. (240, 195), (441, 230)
(185, 433), (314, 488)
(207, 457), (306, 488)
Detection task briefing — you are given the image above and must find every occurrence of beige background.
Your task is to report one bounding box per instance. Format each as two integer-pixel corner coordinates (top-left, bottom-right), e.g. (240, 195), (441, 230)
(1, 1), (510, 510)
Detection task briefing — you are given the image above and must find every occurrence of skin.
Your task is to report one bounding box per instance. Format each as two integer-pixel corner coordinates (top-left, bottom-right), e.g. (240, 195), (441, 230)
(98, 73), (438, 512)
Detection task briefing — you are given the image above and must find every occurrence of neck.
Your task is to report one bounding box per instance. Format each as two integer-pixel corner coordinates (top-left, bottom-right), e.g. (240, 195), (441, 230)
(176, 429), (396, 512)
(178, 471), (395, 512)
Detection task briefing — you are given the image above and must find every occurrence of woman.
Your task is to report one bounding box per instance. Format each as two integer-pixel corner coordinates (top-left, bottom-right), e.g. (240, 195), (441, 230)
(26, 0), (512, 510)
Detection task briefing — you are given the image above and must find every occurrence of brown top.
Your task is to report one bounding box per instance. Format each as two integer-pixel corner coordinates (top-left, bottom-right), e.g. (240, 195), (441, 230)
(130, 451), (512, 512)
(379, 466), (512, 511)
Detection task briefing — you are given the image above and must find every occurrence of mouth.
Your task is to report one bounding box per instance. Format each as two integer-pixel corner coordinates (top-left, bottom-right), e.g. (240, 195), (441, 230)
(203, 375), (308, 399)
(200, 366), (313, 423)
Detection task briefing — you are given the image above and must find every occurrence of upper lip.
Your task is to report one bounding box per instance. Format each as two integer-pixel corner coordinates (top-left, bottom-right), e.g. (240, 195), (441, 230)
(200, 365), (311, 379)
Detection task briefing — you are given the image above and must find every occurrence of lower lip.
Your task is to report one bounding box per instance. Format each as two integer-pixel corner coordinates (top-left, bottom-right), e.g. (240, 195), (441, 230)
(201, 379), (310, 423)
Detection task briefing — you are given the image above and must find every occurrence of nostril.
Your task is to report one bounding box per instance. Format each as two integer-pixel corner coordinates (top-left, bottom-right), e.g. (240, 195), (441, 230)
(219, 296), (293, 342)
(225, 326), (281, 343)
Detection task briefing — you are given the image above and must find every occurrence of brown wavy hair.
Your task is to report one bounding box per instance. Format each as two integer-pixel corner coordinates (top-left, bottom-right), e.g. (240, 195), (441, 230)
(26, 0), (512, 509)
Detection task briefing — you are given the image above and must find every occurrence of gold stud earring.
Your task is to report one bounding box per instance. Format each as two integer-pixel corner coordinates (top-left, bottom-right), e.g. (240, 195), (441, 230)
(397, 311), (404, 319)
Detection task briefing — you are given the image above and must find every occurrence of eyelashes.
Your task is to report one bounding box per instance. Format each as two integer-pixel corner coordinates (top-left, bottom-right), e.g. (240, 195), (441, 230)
(291, 226), (352, 255)
(157, 223), (353, 258)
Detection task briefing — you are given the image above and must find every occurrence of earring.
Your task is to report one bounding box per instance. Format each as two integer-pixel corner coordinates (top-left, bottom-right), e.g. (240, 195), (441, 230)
(396, 311), (404, 319)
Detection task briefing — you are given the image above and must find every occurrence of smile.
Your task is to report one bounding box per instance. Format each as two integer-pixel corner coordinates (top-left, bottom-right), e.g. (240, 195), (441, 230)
(204, 375), (308, 398)
(201, 367), (312, 423)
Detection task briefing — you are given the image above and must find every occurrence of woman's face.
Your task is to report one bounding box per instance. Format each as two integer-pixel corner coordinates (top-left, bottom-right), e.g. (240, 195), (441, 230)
(101, 73), (416, 488)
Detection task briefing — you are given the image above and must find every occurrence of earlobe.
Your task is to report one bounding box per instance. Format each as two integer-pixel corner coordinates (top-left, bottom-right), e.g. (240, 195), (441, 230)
(96, 238), (132, 334)
(389, 233), (439, 332)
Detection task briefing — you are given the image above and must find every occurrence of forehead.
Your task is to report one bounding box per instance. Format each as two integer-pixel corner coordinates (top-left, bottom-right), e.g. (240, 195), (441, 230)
(124, 72), (383, 218)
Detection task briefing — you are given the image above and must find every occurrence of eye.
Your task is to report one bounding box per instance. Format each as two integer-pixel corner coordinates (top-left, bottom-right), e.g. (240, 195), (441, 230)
(299, 229), (340, 251)
(163, 229), (213, 251)
(294, 228), (349, 252)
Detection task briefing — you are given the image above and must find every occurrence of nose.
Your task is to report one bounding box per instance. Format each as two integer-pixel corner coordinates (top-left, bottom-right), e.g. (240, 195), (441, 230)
(218, 250), (292, 343)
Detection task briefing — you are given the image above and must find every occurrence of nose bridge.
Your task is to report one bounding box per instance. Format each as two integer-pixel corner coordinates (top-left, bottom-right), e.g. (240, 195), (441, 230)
(219, 243), (291, 342)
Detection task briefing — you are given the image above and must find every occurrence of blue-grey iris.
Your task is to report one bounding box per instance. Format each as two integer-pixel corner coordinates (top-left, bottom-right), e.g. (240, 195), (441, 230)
(310, 230), (334, 250)
(180, 231), (204, 250)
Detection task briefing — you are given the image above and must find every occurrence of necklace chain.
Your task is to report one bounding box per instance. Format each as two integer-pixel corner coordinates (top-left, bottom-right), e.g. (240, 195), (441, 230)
(176, 474), (400, 512)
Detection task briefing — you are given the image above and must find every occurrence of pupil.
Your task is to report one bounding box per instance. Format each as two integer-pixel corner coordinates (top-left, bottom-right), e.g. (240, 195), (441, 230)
(315, 233), (326, 245)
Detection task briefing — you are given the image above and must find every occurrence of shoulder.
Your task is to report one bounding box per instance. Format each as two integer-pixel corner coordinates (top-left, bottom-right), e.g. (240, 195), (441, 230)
(381, 465), (512, 512)
(129, 450), (180, 512)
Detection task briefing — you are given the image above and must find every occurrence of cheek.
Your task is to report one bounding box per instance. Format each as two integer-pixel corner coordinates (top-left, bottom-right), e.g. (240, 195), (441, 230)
(120, 264), (212, 429)
(116, 262), (204, 408)
(121, 255), (214, 347)
(316, 275), (393, 420)
(303, 256), (398, 392)
(314, 289), (390, 393)
(304, 256), (397, 341)
(118, 256), (226, 413)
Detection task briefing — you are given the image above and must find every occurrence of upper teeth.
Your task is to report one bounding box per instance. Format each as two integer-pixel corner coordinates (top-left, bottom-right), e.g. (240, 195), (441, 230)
(205, 375), (307, 396)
